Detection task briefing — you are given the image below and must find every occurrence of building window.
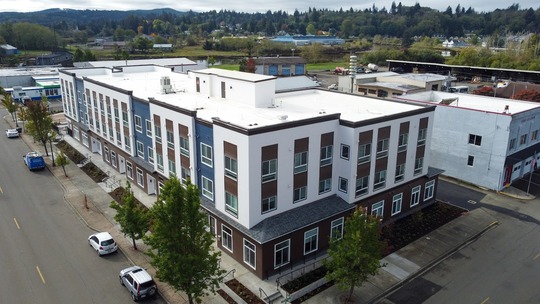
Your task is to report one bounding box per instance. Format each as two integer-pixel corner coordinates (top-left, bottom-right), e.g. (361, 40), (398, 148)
(358, 143), (371, 164)
(411, 185), (421, 207)
(304, 228), (318, 255)
(147, 147), (154, 164)
(338, 177), (348, 193)
(166, 130), (174, 149)
(122, 111), (128, 127)
(355, 176), (369, 197)
(414, 157), (423, 175)
(136, 141), (144, 158)
(293, 186), (307, 203)
(531, 130), (538, 141)
(274, 240), (290, 268)
(224, 156), (238, 180)
(371, 201), (384, 217)
(395, 164), (405, 182)
(418, 128), (427, 146)
(154, 124), (162, 144)
(467, 155), (475, 166)
(136, 168), (144, 187)
(424, 180), (435, 201)
(157, 154), (164, 172)
(222, 225), (233, 252)
(398, 133), (408, 152)
(180, 136), (189, 156)
(374, 170), (386, 190)
(294, 151), (308, 174)
(340, 144), (350, 160)
(114, 108), (119, 123)
(320, 145), (333, 166)
(319, 178), (332, 194)
(509, 138), (516, 150)
(392, 193), (402, 215)
(104, 146), (110, 163)
(168, 159), (176, 175)
(181, 167), (191, 184)
(146, 120), (152, 137)
(243, 239), (256, 269)
(116, 131), (121, 146)
(520, 134), (528, 145)
(376, 138), (389, 158)
(262, 159), (277, 182)
(225, 192), (238, 216)
(126, 161), (133, 179)
(124, 135), (131, 151)
(82, 133), (89, 147)
(202, 176), (213, 200)
(262, 196), (277, 213)
(330, 218), (344, 240)
(468, 134), (482, 146)
(111, 151), (117, 168)
(134, 115), (142, 133)
(201, 143), (213, 167)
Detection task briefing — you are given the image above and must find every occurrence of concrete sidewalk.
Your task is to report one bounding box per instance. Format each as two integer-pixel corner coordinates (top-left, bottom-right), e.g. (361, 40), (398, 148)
(5, 113), (510, 304)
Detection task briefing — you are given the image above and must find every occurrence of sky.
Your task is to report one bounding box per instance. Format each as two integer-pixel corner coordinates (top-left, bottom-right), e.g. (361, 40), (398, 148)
(0, 0), (538, 14)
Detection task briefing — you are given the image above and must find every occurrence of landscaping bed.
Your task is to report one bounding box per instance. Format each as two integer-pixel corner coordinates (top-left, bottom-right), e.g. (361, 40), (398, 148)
(217, 289), (238, 304)
(224, 279), (265, 304)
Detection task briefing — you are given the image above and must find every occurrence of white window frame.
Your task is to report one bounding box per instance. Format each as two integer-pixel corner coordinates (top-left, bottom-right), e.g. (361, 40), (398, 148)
(293, 186), (307, 203)
(82, 132), (89, 147)
(104, 146), (110, 163)
(243, 239), (256, 269)
(157, 154), (164, 172)
(374, 170), (386, 190)
(181, 167), (191, 184)
(320, 145), (333, 166)
(111, 151), (117, 168)
(136, 141), (144, 158)
(414, 157), (424, 175)
(330, 217), (344, 240)
(355, 176), (369, 197)
(304, 228), (318, 255)
(122, 111), (129, 127)
(376, 138), (389, 158)
(221, 225), (233, 252)
(468, 134), (482, 146)
(398, 133), (408, 152)
(262, 159), (277, 183)
(225, 192), (238, 216)
(318, 178), (332, 194)
(202, 176), (213, 200)
(136, 168), (144, 187)
(424, 180), (435, 201)
(294, 151), (308, 174)
(134, 115), (142, 133)
(146, 120), (152, 137)
(340, 144), (350, 160)
(147, 147), (154, 164)
(371, 200), (384, 217)
(201, 143), (213, 167)
(126, 161), (133, 180)
(166, 130), (174, 150)
(338, 177), (348, 193)
(154, 124), (162, 144)
(180, 136), (190, 156)
(392, 193), (402, 215)
(395, 163), (405, 182)
(168, 159), (176, 175)
(418, 128), (427, 146)
(262, 195), (277, 213)
(274, 239), (290, 268)
(224, 156), (238, 180)
(411, 185), (421, 207)
(358, 142), (371, 164)
(467, 155), (474, 166)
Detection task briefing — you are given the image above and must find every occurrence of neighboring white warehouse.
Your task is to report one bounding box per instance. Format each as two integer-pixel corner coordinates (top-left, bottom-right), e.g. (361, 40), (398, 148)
(396, 91), (540, 191)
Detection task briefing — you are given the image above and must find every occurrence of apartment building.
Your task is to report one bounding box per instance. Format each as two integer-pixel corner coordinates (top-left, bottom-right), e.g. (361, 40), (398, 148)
(59, 65), (439, 279)
(396, 91), (540, 191)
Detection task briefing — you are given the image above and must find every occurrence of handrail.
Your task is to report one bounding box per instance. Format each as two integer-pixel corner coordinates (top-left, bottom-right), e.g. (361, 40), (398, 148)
(220, 268), (236, 282)
(259, 287), (270, 303)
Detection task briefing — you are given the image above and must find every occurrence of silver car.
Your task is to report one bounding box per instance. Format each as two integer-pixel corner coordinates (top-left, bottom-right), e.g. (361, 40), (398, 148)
(119, 266), (158, 301)
(88, 232), (118, 256)
(6, 128), (19, 138)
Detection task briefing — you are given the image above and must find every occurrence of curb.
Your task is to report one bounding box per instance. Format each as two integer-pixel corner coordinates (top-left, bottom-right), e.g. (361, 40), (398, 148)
(368, 219), (499, 304)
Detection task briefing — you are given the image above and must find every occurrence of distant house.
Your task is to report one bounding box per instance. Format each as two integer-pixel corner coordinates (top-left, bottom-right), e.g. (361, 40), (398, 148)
(272, 35), (345, 46)
(252, 56), (307, 76)
(0, 44), (19, 56)
(35, 51), (73, 67)
(102, 41), (128, 50)
(153, 44), (173, 52)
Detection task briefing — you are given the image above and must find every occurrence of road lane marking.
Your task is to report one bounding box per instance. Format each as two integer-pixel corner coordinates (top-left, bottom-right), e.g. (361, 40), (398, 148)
(0, 185), (3, 193)
(36, 266), (46, 284)
(481, 297), (490, 304)
(534, 252), (540, 260)
(13, 218), (20, 229)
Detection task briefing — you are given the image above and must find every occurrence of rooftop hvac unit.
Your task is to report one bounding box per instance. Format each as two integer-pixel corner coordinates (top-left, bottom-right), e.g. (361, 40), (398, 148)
(160, 76), (173, 94)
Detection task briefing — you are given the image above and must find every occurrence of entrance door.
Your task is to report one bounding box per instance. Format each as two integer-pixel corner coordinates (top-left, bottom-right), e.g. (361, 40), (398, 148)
(147, 176), (156, 195)
(118, 155), (126, 174)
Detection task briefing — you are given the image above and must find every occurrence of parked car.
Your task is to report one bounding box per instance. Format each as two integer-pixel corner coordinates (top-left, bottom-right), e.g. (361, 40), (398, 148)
(88, 232), (118, 256)
(328, 83), (338, 90)
(6, 128), (19, 138)
(119, 266), (158, 301)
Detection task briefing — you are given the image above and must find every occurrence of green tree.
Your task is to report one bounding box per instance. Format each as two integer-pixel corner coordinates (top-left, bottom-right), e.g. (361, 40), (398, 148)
(55, 149), (70, 177)
(73, 48), (84, 62)
(324, 209), (386, 303)
(144, 177), (224, 304)
(25, 97), (53, 156)
(2, 92), (19, 126)
(110, 182), (149, 250)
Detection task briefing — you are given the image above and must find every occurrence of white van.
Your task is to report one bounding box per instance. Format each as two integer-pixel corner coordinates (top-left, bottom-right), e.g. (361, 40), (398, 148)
(448, 86), (469, 93)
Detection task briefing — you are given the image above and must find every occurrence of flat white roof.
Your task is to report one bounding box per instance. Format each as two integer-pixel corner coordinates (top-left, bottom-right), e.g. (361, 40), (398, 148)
(0, 67), (60, 77)
(398, 91), (540, 114)
(394, 73), (449, 82)
(73, 58), (197, 69)
(82, 66), (427, 129)
(193, 68), (275, 83)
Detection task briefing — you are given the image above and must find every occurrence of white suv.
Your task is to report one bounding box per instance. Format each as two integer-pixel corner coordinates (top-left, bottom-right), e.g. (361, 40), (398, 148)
(119, 266), (158, 301)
